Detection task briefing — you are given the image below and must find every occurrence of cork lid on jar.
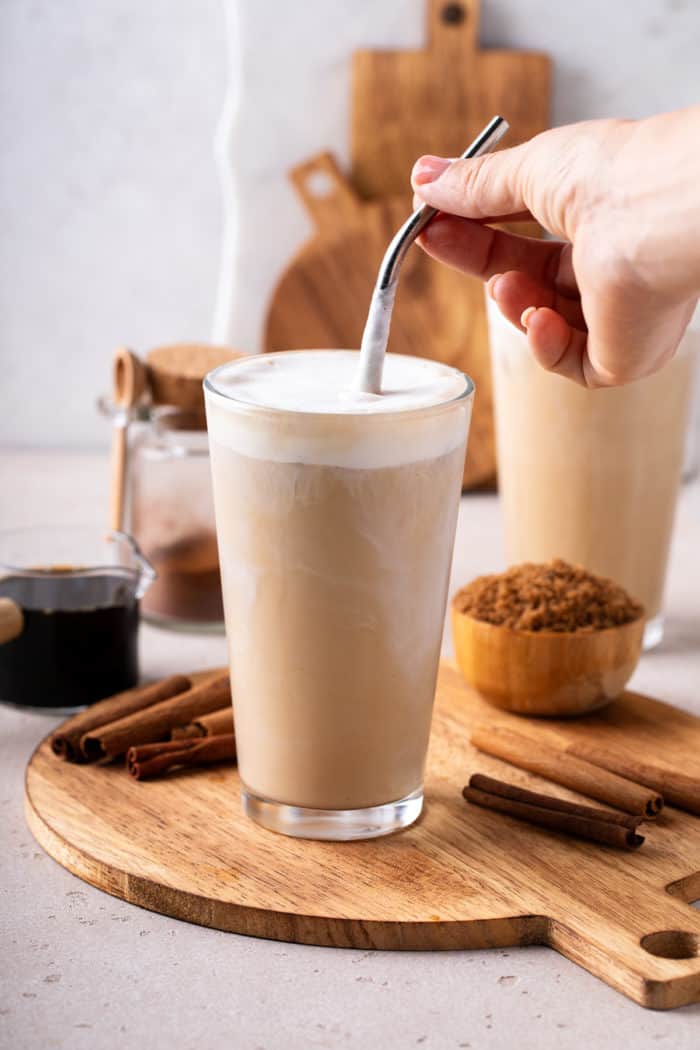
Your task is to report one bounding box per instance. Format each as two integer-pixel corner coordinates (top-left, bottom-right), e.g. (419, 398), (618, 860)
(145, 344), (245, 413)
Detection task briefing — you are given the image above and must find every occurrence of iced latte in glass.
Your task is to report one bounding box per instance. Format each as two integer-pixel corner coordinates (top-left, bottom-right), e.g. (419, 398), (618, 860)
(205, 351), (472, 839)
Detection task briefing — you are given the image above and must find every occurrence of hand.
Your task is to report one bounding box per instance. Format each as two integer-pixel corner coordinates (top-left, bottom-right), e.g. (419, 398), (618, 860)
(411, 109), (700, 387)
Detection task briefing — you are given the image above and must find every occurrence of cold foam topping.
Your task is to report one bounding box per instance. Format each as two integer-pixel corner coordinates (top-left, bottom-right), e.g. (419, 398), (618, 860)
(207, 351), (466, 414)
(205, 350), (471, 468)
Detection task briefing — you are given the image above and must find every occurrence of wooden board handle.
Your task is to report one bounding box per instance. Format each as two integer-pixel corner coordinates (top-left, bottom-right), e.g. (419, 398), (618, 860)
(289, 153), (361, 234)
(429, 0), (479, 55)
(551, 889), (700, 1009)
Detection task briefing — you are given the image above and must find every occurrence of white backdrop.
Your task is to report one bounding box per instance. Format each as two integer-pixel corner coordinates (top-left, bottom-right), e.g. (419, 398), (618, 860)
(1, 0), (699, 446)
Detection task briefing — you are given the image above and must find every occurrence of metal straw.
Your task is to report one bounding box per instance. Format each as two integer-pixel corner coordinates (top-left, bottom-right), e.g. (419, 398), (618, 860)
(356, 115), (509, 394)
(377, 115), (510, 292)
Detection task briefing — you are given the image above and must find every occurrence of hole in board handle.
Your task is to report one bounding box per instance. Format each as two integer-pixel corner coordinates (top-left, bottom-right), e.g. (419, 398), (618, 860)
(640, 930), (700, 960)
(305, 171), (334, 200)
(441, 3), (466, 25)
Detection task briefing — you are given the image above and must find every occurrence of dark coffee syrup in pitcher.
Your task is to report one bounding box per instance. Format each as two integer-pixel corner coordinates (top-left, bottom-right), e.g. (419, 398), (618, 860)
(0, 567), (139, 709)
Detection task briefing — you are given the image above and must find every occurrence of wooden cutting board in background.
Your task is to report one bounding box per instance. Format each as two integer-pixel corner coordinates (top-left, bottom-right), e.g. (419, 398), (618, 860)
(26, 664), (700, 1009)
(265, 0), (550, 488)
(351, 0), (551, 199)
(264, 152), (494, 488)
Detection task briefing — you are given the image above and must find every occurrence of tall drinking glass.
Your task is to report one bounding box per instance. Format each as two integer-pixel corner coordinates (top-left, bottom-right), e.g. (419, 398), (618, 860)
(487, 297), (697, 649)
(205, 350), (472, 839)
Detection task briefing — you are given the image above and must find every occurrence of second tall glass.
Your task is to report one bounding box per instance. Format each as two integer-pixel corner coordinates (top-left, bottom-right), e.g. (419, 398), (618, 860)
(487, 297), (697, 648)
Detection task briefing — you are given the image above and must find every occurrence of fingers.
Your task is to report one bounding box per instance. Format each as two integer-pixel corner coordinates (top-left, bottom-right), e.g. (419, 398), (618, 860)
(493, 279), (697, 388)
(520, 307), (592, 386)
(417, 214), (578, 298)
(488, 273), (592, 386)
(487, 269), (585, 330)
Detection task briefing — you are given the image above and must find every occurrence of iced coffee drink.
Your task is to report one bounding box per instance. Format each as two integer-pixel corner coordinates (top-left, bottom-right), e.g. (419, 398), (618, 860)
(205, 351), (472, 839)
(487, 298), (696, 647)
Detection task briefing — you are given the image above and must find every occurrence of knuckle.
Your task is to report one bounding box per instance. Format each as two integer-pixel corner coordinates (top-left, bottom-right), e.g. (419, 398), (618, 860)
(575, 233), (634, 295)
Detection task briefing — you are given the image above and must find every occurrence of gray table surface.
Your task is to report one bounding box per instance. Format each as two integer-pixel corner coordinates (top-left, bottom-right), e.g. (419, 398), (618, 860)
(2, 449), (699, 1050)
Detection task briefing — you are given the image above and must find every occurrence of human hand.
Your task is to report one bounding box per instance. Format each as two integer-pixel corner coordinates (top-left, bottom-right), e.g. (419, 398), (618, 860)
(411, 109), (700, 387)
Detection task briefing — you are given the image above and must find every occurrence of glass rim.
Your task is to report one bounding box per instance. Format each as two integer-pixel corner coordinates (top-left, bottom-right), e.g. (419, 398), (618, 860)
(0, 526), (155, 581)
(204, 350), (474, 421)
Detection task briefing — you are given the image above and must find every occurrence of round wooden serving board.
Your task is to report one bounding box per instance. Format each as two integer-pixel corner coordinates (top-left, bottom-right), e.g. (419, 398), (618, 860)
(26, 664), (700, 1010)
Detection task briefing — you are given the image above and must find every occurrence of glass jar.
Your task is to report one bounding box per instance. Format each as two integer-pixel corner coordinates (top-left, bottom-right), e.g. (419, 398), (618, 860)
(100, 343), (242, 632)
(127, 407), (224, 632)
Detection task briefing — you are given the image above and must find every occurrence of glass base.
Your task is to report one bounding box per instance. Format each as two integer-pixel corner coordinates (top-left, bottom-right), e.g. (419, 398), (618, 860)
(241, 786), (423, 841)
(643, 614), (664, 651)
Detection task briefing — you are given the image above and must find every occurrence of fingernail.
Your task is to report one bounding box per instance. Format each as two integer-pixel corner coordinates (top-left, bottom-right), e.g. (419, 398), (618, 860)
(412, 155), (452, 186)
(521, 306), (538, 329)
(487, 274), (504, 300)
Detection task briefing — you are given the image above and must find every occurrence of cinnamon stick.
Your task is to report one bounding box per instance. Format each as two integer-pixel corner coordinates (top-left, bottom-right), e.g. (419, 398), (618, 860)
(81, 674), (231, 760)
(471, 726), (663, 817)
(463, 774), (644, 850)
(567, 743), (700, 817)
(50, 675), (191, 762)
(469, 774), (640, 828)
(127, 734), (236, 781)
(171, 706), (234, 741)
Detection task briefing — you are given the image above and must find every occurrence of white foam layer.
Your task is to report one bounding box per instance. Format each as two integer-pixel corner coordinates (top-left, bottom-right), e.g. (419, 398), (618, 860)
(205, 351), (472, 468)
(208, 350), (466, 414)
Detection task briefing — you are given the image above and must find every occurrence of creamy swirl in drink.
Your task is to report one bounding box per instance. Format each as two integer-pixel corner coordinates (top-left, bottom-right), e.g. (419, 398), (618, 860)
(205, 351), (472, 838)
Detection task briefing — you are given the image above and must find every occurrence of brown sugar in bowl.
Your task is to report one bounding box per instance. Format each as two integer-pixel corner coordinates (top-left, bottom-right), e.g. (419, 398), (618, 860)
(451, 603), (645, 717)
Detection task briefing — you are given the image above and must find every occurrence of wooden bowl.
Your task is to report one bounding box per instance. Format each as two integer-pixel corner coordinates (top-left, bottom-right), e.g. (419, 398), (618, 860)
(451, 603), (645, 717)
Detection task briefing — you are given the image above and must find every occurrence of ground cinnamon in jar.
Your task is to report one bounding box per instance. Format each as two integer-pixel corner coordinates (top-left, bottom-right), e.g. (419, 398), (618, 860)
(453, 559), (644, 632)
(122, 344), (246, 629)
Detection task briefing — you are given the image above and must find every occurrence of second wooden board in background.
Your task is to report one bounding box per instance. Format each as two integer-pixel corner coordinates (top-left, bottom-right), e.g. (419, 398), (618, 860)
(264, 153), (495, 488)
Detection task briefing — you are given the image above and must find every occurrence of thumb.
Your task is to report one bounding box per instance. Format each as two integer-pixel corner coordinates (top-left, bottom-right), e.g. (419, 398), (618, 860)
(411, 125), (584, 240)
(411, 145), (531, 222)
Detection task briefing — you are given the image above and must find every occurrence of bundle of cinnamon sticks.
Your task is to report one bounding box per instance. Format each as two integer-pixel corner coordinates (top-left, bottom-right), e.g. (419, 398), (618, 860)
(464, 723), (700, 850)
(463, 774), (645, 850)
(50, 671), (236, 781)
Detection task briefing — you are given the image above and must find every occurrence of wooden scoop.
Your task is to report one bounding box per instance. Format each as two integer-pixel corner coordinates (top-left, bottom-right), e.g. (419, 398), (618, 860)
(109, 348), (148, 531)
